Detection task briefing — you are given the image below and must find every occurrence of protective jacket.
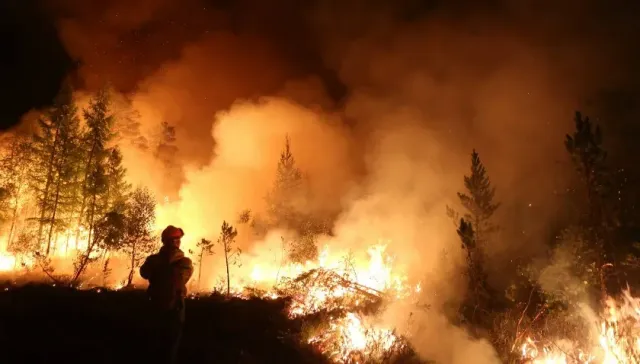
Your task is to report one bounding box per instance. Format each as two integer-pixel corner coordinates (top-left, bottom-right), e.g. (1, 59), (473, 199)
(140, 245), (194, 311)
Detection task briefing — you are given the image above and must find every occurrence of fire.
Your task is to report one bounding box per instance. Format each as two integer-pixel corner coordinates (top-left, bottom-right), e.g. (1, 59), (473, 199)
(520, 289), (640, 363)
(0, 252), (15, 272)
(307, 312), (405, 364)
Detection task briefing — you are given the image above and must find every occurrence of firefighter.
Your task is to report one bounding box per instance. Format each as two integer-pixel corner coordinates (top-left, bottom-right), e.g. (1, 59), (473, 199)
(140, 225), (194, 364)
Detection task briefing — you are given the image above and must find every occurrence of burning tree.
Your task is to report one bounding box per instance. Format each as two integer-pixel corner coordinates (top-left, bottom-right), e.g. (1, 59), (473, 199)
(122, 186), (157, 286)
(217, 220), (240, 296)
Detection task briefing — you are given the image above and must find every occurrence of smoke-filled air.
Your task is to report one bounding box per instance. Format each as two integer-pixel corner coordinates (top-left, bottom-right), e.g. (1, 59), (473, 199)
(1, 0), (640, 363)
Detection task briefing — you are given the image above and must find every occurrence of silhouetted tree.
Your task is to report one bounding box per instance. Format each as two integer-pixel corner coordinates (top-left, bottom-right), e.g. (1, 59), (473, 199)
(265, 136), (323, 263)
(450, 149), (499, 327)
(76, 87), (115, 247)
(122, 187), (156, 286)
(30, 85), (83, 255)
(457, 149), (500, 245)
(218, 221), (240, 296)
(0, 134), (34, 245)
(195, 238), (214, 288)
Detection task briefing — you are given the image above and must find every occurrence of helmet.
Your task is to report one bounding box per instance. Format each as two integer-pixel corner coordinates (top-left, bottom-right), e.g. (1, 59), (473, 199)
(161, 225), (184, 244)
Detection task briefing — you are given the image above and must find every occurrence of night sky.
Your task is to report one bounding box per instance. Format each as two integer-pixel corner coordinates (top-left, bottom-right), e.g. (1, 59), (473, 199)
(2, 0), (640, 133)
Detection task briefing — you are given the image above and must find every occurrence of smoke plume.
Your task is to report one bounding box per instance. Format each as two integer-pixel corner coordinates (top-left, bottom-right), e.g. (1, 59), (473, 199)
(15, 0), (640, 362)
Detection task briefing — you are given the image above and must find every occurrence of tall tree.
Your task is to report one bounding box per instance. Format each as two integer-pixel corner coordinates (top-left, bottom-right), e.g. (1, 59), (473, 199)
(456, 149), (500, 246)
(565, 112), (610, 231)
(30, 85), (83, 255)
(451, 149), (500, 327)
(565, 112), (616, 294)
(217, 221), (240, 296)
(103, 147), (129, 213)
(76, 87), (115, 248)
(122, 186), (156, 286)
(0, 134), (34, 245)
(265, 136), (323, 263)
(154, 121), (182, 200)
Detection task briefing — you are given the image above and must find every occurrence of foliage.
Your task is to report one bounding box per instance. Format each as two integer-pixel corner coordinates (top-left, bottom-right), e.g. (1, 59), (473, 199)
(30, 85), (84, 255)
(455, 149), (500, 245)
(264, 136), (324, 263)
(218, 220), (240, 296)
(451, 149), (500, 328)
(0, 134), (34, 244)
(122, 186), (157, 286)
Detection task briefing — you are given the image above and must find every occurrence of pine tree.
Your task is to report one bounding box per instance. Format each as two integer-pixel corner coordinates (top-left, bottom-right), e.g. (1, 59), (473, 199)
(565, 111), (610, 230)
(265, 136), (322, 263)
(456, 149), (500, 246)
(217, 221), (240, 296)
(154, 121), (182, 200)
(451, 149), (499, 327)
(0, 134), (34, 246)
(104, 147), (129, 213)
(75, 87), (115, 248)
(122, 186), (156, 286)
(565, 112), (615, 295)
(30, 85), (83, 255)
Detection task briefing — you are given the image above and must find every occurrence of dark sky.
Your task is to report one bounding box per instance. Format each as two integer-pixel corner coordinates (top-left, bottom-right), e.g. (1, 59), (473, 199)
(1, 0), (640, 133)
(0, 0), (74, 128)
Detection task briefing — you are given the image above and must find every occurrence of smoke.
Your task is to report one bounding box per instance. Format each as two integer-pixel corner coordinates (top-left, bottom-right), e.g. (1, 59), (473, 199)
(16, 0), (640, 362)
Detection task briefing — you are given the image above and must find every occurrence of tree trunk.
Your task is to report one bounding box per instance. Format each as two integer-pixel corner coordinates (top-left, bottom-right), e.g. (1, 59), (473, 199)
(224, 243), (230, 296)
(38, 127), (60, 247)
(198, 248), (204, 289)
(127, 241), (136, 286)
(46, 178), (63, 256)
(86, 194), (97, 253)
(75, 142), (98, 249)
(7, 189), (21, 247)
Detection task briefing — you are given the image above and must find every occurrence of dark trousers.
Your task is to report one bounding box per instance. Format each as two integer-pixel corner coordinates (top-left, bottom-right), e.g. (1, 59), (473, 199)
(148, 303), (185, 364)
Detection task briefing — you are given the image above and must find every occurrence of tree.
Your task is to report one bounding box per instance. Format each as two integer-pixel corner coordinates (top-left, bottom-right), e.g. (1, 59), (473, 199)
(154, 121), (182, 200)
(565, 111), (616, 295)
(30, 85), (83, 255)
(104, 147), (129, 212)
(194, 238), (214, 288)
(565, 112), (609, 229)
(75, 87), (115, 248)
(71, 210), (125, 285)
(456, 149), (500, 246)
(265, 136), (323, 263)
(450, 149), (500, 327)
(0, 134), (34, 246)
(122, 186), (156, 286)
(217, 221), (240, 296)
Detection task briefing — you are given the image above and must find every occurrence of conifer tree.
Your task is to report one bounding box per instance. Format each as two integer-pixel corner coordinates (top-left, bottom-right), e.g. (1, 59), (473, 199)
(565, 111), (610, 230)
(457, 149), (500, 246)
(104, 147), (129, 213)
(30, 85), (83, 255)
(76, 87), (115, 247)
(265, 136), (321, 263)
(154, 121), (182, 199)
(0, 134), (34, 245)
(451, 149), (499, 326)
